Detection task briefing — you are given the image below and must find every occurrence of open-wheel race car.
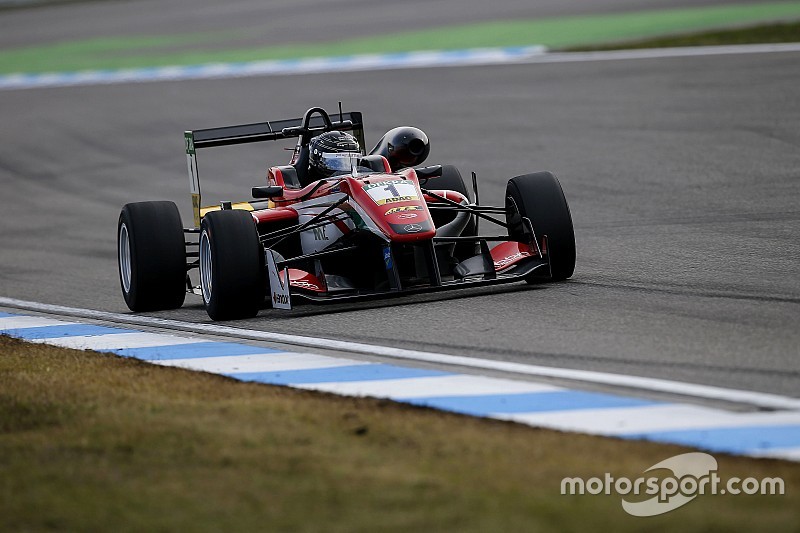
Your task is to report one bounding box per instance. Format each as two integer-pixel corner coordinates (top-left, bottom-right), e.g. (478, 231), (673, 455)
(117, 106), (575, 320)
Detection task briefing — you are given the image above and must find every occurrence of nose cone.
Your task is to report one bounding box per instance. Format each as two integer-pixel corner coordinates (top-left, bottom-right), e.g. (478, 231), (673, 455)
(351, 175), (436, 242)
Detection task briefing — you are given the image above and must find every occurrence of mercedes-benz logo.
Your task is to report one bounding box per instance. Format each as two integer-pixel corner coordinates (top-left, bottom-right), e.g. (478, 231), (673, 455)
(404, 223), (423, 233)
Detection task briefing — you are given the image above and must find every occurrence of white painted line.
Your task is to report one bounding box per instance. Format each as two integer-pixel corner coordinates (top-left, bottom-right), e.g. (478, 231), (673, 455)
(27, 331), (204, 350)
(2, 296), (799, 411)
(4, 303), (800, 462)
(520, 43), (800, 66)
(152, 352), (364, 373)
(0, 46), (547, 91)
(748, 447), (800, 461)
(498, 404), (800, 436)
(295, 374), (561, 399)
(2, 43), (798, 91)
(0, 316), (75, 329)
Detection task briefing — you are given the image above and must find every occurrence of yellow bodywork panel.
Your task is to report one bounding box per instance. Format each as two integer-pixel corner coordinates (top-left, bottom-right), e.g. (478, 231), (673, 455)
(199, 202), (255, 218)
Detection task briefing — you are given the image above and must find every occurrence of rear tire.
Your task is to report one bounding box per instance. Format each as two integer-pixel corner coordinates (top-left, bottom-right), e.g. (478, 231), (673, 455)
(506, 172), (575, 281)
(118, 201), (186, 311)
(199, 209), (264, 320)
(432, 165), (477, 260)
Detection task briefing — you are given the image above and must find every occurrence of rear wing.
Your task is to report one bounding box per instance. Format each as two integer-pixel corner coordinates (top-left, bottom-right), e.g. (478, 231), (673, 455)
(184, 110), (365, 228)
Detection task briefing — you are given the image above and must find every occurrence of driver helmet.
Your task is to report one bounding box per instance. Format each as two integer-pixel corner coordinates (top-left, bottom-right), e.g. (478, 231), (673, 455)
(308, 131), (361, 179)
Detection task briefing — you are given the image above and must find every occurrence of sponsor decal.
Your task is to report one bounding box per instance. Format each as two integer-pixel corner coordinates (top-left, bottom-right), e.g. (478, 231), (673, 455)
(362, 179), (409, 191)
(300, 213), (347, 255)
(184, 132), (196, 155)
(364, 179), (419, 205)
(290, 280), (320, 291)
(378, 195), (417, 205)
(383, 246), (393, 270)
(312, 225), (328, 241)
(494, 251), (531, 269)
(397, 213), (418, 219)
(266, 249), (291, 309)
(403, 223), (423, 233)
(384, 205), (423, 216)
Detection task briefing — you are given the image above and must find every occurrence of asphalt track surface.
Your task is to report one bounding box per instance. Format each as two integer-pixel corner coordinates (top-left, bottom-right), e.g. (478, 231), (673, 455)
(1, 2), (799, 398)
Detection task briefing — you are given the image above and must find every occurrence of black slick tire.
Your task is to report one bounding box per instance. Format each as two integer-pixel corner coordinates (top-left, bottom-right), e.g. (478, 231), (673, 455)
(118, 201), (186, 311)
(199, 209), (264, 320)
(505, 172), (576, 281)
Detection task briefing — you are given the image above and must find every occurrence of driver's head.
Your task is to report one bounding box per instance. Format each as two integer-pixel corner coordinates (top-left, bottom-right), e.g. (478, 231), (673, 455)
(308, 131), (361, 179)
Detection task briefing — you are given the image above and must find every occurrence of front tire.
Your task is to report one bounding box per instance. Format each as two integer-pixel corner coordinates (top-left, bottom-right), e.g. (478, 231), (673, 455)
(118, 201), (186, 311)
(199, 209), (264, 320)
(506, 172), (575, 281)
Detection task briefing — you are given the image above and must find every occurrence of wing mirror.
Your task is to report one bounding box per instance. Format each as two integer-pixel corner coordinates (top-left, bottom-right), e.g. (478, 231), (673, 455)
(252, 185), (284, 199)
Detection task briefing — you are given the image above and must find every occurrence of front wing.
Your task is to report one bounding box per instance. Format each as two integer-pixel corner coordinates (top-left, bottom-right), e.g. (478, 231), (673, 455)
(264, 245), (550, 310)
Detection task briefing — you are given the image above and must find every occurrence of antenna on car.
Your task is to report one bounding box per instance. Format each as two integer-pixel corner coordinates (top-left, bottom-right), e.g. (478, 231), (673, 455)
(338, 101), (343, 124)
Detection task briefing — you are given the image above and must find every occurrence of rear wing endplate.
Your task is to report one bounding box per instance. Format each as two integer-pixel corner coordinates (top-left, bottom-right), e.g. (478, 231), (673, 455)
(184, 111), (365, 228)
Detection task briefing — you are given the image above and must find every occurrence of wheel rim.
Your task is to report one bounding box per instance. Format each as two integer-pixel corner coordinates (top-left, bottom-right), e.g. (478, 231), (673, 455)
(199, 229), (213, 303)
(119, 223), (132, 293)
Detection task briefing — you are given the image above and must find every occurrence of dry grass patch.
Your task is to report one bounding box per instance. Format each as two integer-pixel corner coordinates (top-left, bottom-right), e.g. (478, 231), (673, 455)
(1, 334), (798, 531)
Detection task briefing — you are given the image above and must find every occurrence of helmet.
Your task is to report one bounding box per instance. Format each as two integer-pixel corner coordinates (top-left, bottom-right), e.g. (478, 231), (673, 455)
(308, 131), (361, 179)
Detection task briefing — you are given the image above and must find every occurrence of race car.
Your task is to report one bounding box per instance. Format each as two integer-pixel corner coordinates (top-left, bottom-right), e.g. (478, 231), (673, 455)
(117, 106), (576, 320)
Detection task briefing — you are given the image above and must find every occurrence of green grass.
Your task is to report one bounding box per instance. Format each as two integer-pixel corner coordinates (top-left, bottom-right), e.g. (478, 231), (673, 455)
(3, 2), (800, 74)
(1, 334), (799, 531)
(567, 20), (800, 51)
